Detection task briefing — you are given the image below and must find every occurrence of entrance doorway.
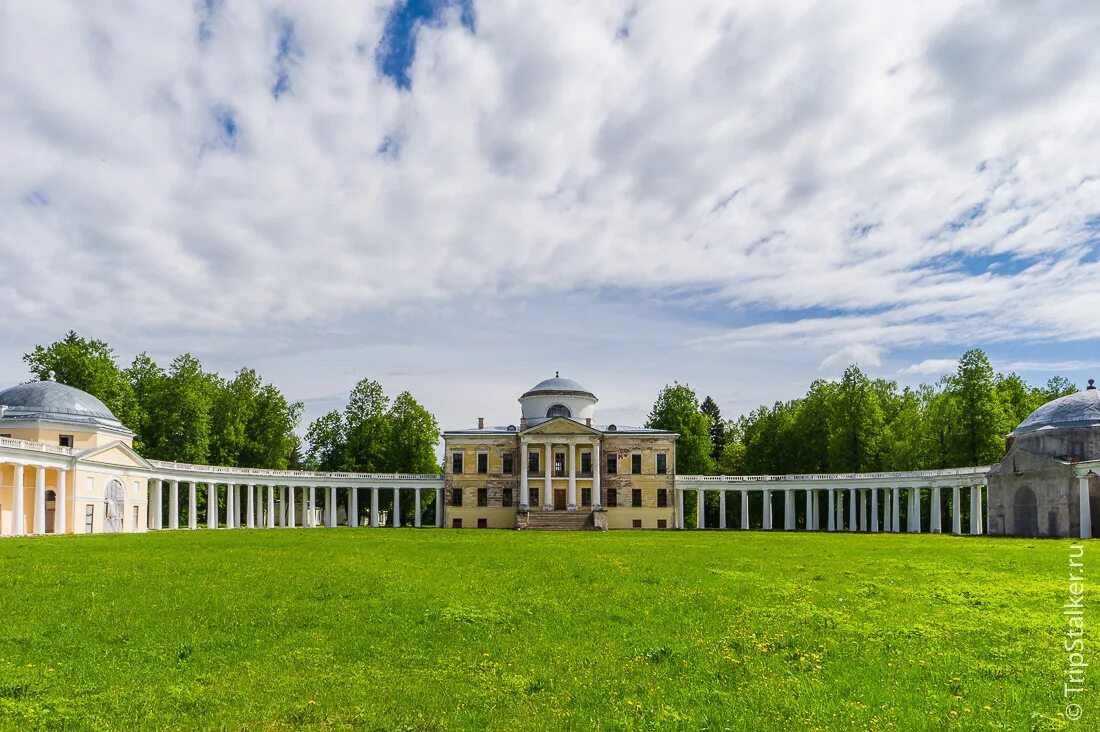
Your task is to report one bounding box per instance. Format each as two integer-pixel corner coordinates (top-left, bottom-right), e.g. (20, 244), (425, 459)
(45, 490), (56, 533)
(554, 489), (567, 510)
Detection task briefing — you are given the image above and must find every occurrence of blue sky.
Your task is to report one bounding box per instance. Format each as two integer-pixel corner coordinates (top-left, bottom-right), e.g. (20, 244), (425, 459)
(1, 0), (1098, 434)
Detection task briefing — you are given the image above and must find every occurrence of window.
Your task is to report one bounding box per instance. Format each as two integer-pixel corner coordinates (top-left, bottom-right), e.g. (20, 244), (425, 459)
(580, 451), (592, 475)
(0, 433), (10, 438)
(607, 488), (618, 507)
(133, 506), (139, 529)
(503, 488), (513, 507)
(529, 451), (540, 474)
(477, 518), (488, 529)
(632, 488), (642, 507)
(581, 488), (591, 506)
(657, 519), (668, 529)
(657, 489), (668, 508)
(546, 404), (571, 418)
(451, 488), (463, 506)
(656, 452), (667, 474)
(59, 434), (74, 448)
(502, 452), (514, 474)
(554, 452), (566, 477)
(632, 519), (642, 528)
(530, 487), (539, 506)
(477, 488), (488, 507)
(607, 453), (617, 474)
(631, 453), (642, 474)
(452, 452), (464, 474)
(452, 518), (463, 528)
(84, 504), (94, 532)
(477, 453), (488, 474)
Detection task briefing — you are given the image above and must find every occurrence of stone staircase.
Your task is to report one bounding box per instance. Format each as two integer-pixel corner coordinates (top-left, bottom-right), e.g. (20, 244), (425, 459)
(516, 510), (601, 531)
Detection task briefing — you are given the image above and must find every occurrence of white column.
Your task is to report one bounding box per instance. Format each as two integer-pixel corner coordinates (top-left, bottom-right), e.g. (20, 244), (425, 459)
(543, 443), (553, 510)
(697, 489), (705, 529)
(677, 488), (685, 529)
(868, 489), (878, 532)
(153, 478), (163, 530)
(245, 484), (255, 528)
(436, 488), (443, 527)
(856, 490), (864, 531)
(56, 469), (67, 534)
(805, 489), (813, 530)
(308, 486), (316, 527)
(741, 490), (749, 529)
(912, 488), (922, 533)
(329, 487), (338, 527)
(167, 480), (178, 530)
(393, 488), (401, 527)
(931, 487), (942, 533)
(349, 488), (358, 528)
(566, 442), (577, 511)
(12, 464), (25, 536)
(763, 490), (772, 530)
(186, 482), (196, 529)
(592, 441), (601, 509)
(1079, 476), (1092, 539)
(882, 489), (890, 533)
(975, 485), (984, 534)
(848, 489), (857, 531)
(279, 487), (286, 527)
(784, 490), (794, 530)
(371, 488), (379, 527)
(288, 487), (297, 528)
(267, 486), (275, 528)
(228, 483), (237, 529)
(207, 483), (217, 528)
(827, 488), (836, 531)
(33, 466), (46, 535)
(837, 490), (845, 530)
(520, 442), (530, 510)
(415, 489), (422, 528)
(719, 490), (727, 529)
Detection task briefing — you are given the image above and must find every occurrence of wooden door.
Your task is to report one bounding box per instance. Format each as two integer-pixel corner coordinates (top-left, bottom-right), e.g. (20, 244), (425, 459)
(554, 489), (567, 510)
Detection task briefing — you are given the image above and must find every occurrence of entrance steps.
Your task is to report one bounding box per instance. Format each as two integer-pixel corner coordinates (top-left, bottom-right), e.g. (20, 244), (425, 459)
(516, 510), (601, 531)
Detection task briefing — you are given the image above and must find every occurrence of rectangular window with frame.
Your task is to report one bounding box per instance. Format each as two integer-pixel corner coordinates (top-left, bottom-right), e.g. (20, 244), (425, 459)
(632, 488), (642, 507)
(502, 452), (514, 474)
(581, 488), (591, 506)
(631, 453), (642, 474)
(0, 433), (11, 438)
(452, 452), (464, 474)
(632, 519), (642, 528)
(451, 487), (463, 506)
(59, 434), (74, 448)
(503, 488), (513, 507)
(477, 488), (488, 507)
(452, 517), (463, 528)
(530, 487), (539, 506)
(657, 519), (668, 529)
(528, 451), (540, 474)
(554, 452), (566, 477)
(580, 451), (592, 475)
(607, 453), (617, 474)
(133, 506), (139, 529)
(607, 488), (618, 507)
(657, 489), (668, 508)
(656, 452), (667, 474)
(477, 453), (488, 474)
(84, 504), (94, 532)
(477, 518), (488, 529)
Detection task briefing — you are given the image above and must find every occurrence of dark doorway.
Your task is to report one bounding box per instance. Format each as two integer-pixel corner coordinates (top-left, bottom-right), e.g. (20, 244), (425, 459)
(554, 489), (567, 511)
(1013, 485), (1039, 536)
(45, 490), (56, 534)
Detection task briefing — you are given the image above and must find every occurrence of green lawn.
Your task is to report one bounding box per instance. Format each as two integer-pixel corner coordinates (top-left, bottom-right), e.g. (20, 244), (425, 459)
(0, 528), (1091, 730)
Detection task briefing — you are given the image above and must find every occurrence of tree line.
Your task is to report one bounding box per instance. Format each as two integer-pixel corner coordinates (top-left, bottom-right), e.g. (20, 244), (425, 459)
(646, 348), (1077, 476)
(21, 332), (442, 477)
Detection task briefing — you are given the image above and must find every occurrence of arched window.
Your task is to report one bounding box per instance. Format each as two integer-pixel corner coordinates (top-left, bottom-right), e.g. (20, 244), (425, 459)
(546, 404), (571, 419)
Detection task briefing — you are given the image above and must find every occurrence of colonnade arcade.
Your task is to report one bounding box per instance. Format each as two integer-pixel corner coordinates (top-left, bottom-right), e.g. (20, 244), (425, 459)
(518, 437), (600, 512)
(144, 460), (444, 531)
(675, 467), (991, 535)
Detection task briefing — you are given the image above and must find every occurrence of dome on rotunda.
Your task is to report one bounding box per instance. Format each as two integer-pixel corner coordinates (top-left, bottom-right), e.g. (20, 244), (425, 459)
(1011, 379), (1100, 436)
(0, 379), (132, 435)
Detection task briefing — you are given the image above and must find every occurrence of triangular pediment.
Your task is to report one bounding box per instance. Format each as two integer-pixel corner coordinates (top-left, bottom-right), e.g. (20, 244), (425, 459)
(521, 417), (602, 436)
(75, 441), (153, 469)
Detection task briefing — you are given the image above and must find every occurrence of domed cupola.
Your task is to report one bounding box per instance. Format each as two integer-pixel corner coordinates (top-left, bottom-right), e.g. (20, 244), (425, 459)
(519, 373), (597, 426)
(0, 379), (132, 436)
(1011, 379), (1100, 436)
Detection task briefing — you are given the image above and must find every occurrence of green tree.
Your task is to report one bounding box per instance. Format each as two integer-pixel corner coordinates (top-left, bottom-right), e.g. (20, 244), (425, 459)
(385, 391), (442, 474)
(146, 354), (217, 463)
(946, 349), (1005, 465)
(305, 411), (348, 471)
(344, 378), (392, 472)
(827, 365), (884, 472)
(646, 383), (715, 475)
(23, 331), (140, 436)
(700, 396), (727, 463)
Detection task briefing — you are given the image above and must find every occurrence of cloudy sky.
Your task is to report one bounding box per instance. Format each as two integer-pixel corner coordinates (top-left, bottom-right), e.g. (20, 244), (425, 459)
(1, 0), (1098, 434)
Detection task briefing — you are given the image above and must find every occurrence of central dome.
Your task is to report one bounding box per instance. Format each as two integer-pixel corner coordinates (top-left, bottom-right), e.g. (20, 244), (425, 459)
(520, 375), (595, 400)
(1012, 381), (1099, 436)
(519, 374), (598, 425)
(0, 380), (130, 434)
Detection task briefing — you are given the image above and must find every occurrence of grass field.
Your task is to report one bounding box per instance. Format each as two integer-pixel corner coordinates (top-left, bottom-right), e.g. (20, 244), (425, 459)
(0, 528), (1091, 731)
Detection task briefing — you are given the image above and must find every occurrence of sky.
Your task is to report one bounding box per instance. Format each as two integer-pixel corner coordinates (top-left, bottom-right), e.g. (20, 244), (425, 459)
(1, 0), (1099, 436)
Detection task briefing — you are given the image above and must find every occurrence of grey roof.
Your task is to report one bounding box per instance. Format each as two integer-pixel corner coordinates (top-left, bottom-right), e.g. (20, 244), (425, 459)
(520, 376), (596, 400)
(0, 380), (132, 435)
(444, 422), (676, 436)
(1012, 385), (1100, 436)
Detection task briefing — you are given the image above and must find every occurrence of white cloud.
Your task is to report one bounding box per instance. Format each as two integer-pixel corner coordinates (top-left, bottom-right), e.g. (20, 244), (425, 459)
(1, 0), (1099, 430)
(899, 359), (959, 376)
